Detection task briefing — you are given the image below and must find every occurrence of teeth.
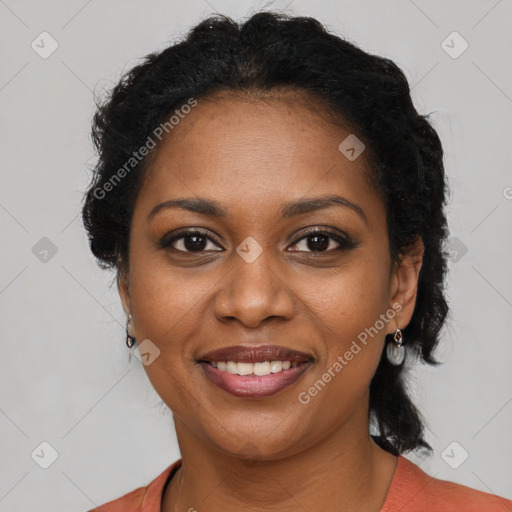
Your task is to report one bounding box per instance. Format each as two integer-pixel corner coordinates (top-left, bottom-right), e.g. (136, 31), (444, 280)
(210, 360), (298, 376)
(237, 362), (254, 376)
(253, 361), (270, 376)
(226, 361), (238, 374)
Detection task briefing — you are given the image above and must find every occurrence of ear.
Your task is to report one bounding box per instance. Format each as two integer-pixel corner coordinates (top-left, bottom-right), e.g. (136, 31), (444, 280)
(117, 263), (131, 317)
(388, 236), (424, 333)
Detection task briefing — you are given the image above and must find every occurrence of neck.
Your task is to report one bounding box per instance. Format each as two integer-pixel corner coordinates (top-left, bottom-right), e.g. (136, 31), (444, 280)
(162, 403), (397, 512)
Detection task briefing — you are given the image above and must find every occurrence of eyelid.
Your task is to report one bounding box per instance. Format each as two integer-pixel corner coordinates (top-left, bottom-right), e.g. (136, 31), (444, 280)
(159, 228), (224, 251)
(289, 227), (356, 252)
(292, 226), (352, 243)
(160, 226), (356, 253)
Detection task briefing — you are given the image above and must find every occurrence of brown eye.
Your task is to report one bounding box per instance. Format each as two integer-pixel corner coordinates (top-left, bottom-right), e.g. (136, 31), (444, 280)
(161, 229), (223, 253)
(288, 229), (357, 253)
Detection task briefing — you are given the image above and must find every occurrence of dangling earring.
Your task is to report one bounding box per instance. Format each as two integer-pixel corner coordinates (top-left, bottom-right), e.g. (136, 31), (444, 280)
(126, 314), (136, 348)
(386, 327), (405, 365)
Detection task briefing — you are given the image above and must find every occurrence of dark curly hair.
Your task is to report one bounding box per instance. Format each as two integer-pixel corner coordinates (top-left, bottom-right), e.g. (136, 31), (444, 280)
(81, 11), (450, 456)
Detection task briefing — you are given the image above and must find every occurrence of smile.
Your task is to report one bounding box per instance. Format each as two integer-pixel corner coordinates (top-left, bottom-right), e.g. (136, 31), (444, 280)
(211, 360), (300, 375)
(199, 359), (313, 398)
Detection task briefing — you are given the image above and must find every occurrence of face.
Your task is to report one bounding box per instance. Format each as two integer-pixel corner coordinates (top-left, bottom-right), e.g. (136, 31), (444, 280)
(118, 91), (423, 459)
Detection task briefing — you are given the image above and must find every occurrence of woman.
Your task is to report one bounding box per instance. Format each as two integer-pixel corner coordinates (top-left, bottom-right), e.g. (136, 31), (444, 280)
(81, 11), (512, 511)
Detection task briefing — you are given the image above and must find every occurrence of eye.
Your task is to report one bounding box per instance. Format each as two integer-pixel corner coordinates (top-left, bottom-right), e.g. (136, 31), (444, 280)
(288, 228), (356, 253)
(160, 227), (357, 255)
(160, 229), (223, 253)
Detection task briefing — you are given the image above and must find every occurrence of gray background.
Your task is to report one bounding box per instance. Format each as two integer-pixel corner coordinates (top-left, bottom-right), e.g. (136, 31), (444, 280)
(0, 0), (511, 510)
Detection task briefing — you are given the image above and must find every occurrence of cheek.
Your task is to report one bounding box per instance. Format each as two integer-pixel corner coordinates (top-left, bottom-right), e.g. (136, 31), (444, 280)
(303, 253), (391, 383)
(128, 247), (208, 340)
(306, 253), (391, 333)
(127, 262), (206, 412)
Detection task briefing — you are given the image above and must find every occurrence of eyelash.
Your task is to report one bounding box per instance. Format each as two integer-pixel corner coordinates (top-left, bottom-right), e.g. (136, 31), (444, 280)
(159, 227), (357, 254)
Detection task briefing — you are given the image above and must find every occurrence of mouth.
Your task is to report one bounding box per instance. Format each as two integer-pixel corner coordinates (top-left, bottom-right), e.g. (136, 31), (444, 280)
(197, 344), (314, 399)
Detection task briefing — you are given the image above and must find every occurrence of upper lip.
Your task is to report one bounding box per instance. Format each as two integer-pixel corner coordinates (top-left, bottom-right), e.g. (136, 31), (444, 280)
(198, 344), (314, 364)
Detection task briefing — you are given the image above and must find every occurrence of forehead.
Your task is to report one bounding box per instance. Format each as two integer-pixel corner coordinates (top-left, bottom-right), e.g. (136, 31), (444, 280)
(135, 91), (380, 220)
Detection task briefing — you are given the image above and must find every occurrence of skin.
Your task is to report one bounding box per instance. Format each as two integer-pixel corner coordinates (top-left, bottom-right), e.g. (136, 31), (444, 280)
(118, 90), (424, 512)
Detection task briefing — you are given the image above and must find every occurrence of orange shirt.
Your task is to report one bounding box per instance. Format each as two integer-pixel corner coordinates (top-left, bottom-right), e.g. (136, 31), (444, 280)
(89, 455), (512, 511)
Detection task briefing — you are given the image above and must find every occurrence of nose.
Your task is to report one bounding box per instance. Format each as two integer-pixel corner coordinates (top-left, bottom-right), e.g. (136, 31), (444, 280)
(212, 248), (295, 328)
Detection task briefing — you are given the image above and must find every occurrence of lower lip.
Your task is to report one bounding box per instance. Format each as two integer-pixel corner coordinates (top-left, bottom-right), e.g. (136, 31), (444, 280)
(199, 361), (313, 399)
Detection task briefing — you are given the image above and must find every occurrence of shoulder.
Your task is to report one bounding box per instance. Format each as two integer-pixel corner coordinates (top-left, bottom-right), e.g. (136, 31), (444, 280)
(87, 459), (182, 512)
(381, 455), (512, 512)
(87, 486), (146, 512)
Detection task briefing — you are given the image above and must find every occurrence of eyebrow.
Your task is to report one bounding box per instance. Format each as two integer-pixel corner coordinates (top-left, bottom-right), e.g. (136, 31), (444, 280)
(148, 194), (368, 224)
